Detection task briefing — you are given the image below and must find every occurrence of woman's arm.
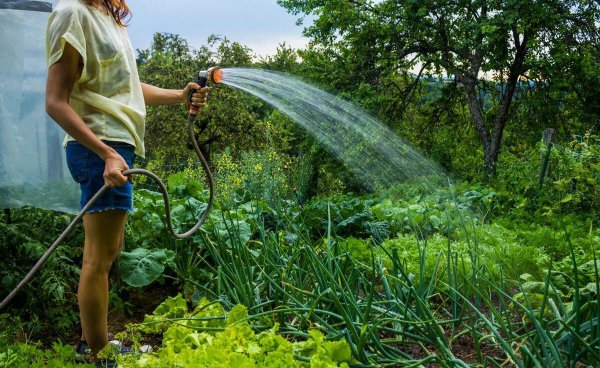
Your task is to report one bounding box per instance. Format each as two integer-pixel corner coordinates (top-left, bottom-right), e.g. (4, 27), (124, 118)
(141, 82), (209, 107)
(45, 43), (130, 188)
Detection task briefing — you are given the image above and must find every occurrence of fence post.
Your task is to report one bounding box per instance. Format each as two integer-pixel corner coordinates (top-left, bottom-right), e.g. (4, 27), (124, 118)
(538, 128), (555, 192)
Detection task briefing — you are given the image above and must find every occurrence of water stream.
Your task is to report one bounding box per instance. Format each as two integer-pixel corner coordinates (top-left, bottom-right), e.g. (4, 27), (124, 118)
(221, 68), (445, 189)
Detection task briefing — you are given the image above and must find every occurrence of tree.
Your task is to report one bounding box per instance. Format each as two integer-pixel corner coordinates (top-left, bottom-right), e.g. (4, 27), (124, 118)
(278, 0), (599, 179)
(137, 33), (289, 165)
(259, 42), (300, 72)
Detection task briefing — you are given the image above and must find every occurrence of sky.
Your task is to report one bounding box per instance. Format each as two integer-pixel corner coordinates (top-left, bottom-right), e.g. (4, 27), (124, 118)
(126, 0), (310, 57)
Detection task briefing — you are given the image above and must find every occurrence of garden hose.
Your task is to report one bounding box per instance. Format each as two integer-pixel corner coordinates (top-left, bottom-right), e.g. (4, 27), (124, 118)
(0, 67), (221, 311)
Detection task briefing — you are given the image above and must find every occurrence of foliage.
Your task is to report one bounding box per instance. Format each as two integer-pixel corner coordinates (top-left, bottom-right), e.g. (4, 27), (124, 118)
(3, 7), (600, 365)
(495, 132), (600, 219)
(2, 174), (599, 366)
(213, 148), (291, 210)
(138, 33), (292, 169)
(0, 209), (82, 339)
(193, 197), (598, 366)
(345, 226), (550, 288)
(0, 339), (92, 368)
(117, 296), (353, 368)
(278, 0), (600, 179)
(543, 133), (600, 214)
(288, 154), (313, 201)
(120, 248), (175, 288)
(298, 182), (497, 242)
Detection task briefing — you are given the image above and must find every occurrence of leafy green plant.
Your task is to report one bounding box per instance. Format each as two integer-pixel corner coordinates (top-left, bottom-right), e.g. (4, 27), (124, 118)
(289, 153), (313, 200)
(0, 338), (92, 368)
(0, 209), (82, 339)
(213, 149), (291, 211)
(545, 133), (600, 213)
(120, 248), (175, 288)
(118, 296), (353, 367)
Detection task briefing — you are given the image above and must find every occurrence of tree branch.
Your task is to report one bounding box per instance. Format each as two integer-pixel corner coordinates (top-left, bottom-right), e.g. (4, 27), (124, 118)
(348, 0), (378, 14)
(489, 28), (531, 161)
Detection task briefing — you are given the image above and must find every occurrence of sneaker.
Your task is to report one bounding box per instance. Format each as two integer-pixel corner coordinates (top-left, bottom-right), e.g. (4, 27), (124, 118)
(75, 333), (116, 361)
(75, 338), (141, 364)
(75, 340), (91, 362)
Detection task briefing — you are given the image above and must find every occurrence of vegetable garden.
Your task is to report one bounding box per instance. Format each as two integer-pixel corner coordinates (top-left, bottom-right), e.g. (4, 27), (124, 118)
(2, 139), (599, 366)
(2, 0), (600, 366)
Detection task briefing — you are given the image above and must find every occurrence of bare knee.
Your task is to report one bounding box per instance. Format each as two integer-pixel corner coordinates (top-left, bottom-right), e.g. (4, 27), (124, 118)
(82, 252), (117, 274)
(81, 238), (122, 274)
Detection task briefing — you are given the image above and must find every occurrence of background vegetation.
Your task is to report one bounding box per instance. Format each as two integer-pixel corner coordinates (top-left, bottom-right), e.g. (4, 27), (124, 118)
(1, 0), (599, 366)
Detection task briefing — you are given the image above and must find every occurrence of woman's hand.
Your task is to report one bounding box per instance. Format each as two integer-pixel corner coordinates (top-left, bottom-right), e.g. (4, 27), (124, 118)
(103, 151), (131, 188)
(182, 83), (210, 107)
(140, 83), (210, 106)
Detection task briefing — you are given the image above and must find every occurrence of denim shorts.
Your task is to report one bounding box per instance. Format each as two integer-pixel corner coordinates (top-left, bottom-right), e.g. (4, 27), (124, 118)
(66, 141), (136, 213)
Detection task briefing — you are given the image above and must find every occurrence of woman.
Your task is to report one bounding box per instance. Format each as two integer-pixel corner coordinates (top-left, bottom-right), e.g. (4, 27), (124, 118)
(45, 0), (208, 362)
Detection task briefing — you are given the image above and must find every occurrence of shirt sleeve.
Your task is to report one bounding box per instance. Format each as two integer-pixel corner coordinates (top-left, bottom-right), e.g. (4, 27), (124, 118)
(46, 6), (87, 70)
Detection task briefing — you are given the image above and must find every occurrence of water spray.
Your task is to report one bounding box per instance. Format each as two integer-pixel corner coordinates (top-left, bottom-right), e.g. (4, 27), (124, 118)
(0, 67), (222, 311)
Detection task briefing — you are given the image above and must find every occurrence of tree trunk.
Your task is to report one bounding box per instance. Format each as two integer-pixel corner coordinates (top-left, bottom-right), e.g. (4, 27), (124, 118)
(463, 54), (528, 180)
(485, 31), (529, 180)
(464, 84), (489, 146)
(463, 81), (498, 180)
(483, 145), (499, 182)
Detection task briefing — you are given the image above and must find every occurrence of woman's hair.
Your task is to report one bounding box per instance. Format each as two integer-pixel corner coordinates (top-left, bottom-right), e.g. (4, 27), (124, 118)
(86, 0), (130, 27)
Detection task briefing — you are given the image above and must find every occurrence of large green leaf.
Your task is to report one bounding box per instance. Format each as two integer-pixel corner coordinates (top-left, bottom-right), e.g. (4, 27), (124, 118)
(120, 248), (175, 287)
(207, 212), (253, 247)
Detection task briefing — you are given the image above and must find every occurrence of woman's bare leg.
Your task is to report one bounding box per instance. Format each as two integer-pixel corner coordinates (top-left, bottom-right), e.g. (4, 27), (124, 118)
(80, 233), (125, 343)
(78, 210), (126, 358)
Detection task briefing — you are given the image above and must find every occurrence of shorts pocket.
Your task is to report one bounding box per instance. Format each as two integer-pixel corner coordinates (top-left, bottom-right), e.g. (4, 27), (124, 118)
(118, 147), (136, 167)
(106, 142), (135, 167)
(66, 145), (89, 183)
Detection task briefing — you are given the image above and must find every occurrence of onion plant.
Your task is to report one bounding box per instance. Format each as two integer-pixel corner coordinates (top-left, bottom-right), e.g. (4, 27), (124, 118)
(185, 200), (599, 367)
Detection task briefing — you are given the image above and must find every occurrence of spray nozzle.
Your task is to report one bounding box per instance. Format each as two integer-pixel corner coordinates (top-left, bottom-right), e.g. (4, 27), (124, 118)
(188, 66), (221, 116)
(200, 66), (223, 86)
(195, 66), (223, 89)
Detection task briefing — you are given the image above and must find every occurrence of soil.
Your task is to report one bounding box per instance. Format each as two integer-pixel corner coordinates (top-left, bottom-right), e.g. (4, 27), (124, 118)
(397, 326), (516, 368)
(378, 294), (522, 368)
